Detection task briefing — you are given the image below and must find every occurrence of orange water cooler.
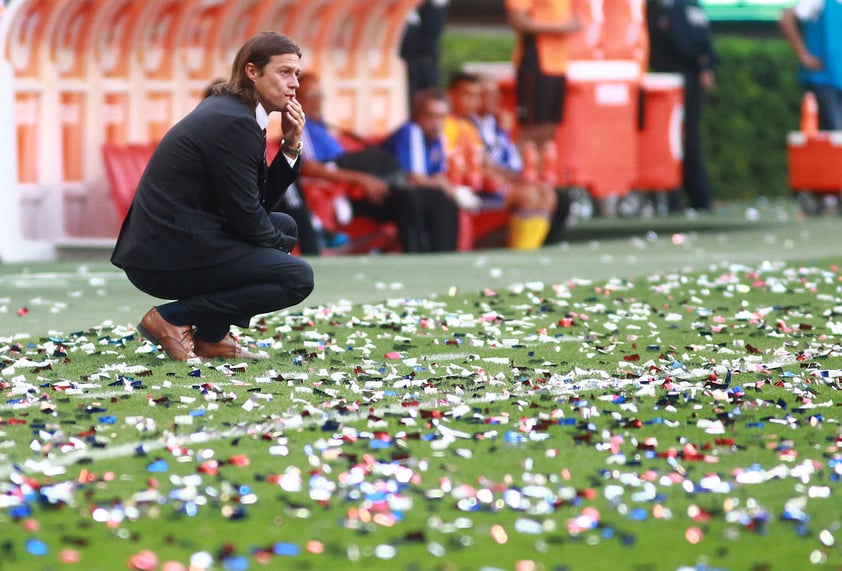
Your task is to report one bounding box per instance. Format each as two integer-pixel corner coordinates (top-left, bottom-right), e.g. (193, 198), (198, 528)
(787, 93), (842, 215)
(635, 72), (683, 193)
(554, 60), (640, 216)
(787, 131), (842, 215)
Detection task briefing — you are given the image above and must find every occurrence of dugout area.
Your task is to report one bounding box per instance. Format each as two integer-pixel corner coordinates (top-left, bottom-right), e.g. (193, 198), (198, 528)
(0, 0), (420, 261)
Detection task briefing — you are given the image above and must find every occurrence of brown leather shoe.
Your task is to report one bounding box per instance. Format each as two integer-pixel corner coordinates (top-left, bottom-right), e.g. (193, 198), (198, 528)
(137, 307), (197, 361)
(194, 333), (268, 360)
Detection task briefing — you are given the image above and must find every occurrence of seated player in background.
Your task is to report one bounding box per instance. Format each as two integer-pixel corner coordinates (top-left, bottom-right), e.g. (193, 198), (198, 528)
(291, 72), (460, 253)
(474, 73), (571, 245)
(444, 71), (560, 250)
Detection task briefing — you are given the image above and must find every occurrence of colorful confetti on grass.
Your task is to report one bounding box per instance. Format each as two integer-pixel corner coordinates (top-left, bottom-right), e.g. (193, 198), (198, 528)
(2, 260), (842, 570)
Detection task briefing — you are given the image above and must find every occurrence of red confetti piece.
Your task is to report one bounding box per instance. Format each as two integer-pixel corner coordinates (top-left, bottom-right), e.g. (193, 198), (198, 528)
(198, 461), (219, 476)
(685, 527), (704, 544)
(128, 550), (158, 570)
(228, 454), (250, 467)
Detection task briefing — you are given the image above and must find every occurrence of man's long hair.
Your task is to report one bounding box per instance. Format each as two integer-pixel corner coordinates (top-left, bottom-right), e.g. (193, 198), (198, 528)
(215, 32), (302, 108)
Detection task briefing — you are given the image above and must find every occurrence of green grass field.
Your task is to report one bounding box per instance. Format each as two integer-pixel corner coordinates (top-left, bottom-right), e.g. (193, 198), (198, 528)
(3, 202), (842, 571)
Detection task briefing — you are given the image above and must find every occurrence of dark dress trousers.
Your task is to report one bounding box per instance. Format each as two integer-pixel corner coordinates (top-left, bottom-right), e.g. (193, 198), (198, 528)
(111, 93), (314, 338)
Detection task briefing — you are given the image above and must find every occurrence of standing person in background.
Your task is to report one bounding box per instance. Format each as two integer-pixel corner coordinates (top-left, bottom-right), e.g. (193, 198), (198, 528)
(646, 0), (717, 213)
(780, 0), (842, 130)
(112, 32), (313, 361)
(400, 0), (450, 106)
(505, 0), (581, 148)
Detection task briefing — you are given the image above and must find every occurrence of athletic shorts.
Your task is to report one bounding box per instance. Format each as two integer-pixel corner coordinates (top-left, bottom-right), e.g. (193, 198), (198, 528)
(516, 35), (567, 126)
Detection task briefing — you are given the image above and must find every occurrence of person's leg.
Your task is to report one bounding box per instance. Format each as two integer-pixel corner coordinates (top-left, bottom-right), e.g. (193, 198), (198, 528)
(516, 44), (565, 149)
(543, 187), (572, 245)
(125, 213), (314, 341)
(811, 84), (842, 130)
(351, 187), (424, 252)
(279, 184), (321, 255)
(415, 186), (460, 252)
(681, 72), (712, 211)
(506, 181), (554, 249)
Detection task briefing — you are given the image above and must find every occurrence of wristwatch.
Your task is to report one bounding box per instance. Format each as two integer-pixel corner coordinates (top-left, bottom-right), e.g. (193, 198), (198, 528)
(282, 140), (303, 158)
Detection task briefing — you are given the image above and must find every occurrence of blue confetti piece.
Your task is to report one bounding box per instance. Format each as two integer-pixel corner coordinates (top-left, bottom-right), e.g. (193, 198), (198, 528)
(223, 556), (250, 570)
(25, 538), (48, 556)
(629, 508), (648, 521)
(188, 369), (203, 377)
(10, 505), (32, 519)
(98, 416), (117, 425)
(147, 459), (168, 472)
(370, 439), (391, 449)
(189, 409), (205, 417)
(273, 543), (301, 556)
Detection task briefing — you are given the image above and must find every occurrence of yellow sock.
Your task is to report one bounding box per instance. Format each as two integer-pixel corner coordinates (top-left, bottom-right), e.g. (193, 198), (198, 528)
(508, 214), (550, 249)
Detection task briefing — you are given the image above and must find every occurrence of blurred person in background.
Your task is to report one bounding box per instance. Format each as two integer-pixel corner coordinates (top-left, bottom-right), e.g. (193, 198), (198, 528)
(444, 71), (559, 249)
(379, 87), (462, 251)
(400, 0), (450, 106)
(293, 72), (459, 253)
(646, 0), (717, 213)
(780, 0), (842, 130)
(505, 0), (581, 148)
(474, 73), (571, 246)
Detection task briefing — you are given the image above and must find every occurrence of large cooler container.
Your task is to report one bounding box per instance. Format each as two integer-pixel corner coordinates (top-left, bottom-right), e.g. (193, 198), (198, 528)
(635, 72), (684, 193)
(788, 130), (842, 215)
(554, 59), (641, 217)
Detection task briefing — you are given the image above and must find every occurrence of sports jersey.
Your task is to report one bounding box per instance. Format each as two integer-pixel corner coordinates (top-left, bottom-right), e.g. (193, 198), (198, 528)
(300, 119), (345, 162)
(506, 0), (572, 75)
(380, 122), (447, 176)
(793, 0), (842, 89)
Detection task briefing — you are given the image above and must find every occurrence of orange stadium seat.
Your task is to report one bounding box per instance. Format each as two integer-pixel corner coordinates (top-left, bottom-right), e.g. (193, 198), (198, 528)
(101, 143), (155, 221)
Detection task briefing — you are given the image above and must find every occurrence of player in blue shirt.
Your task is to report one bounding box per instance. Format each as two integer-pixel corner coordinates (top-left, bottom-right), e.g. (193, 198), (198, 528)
(297, 73), (459, 252)
(781, 0), (842, 130)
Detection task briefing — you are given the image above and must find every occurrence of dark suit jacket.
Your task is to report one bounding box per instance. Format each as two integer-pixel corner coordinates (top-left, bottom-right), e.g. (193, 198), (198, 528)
(111, 93), (299, 271)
